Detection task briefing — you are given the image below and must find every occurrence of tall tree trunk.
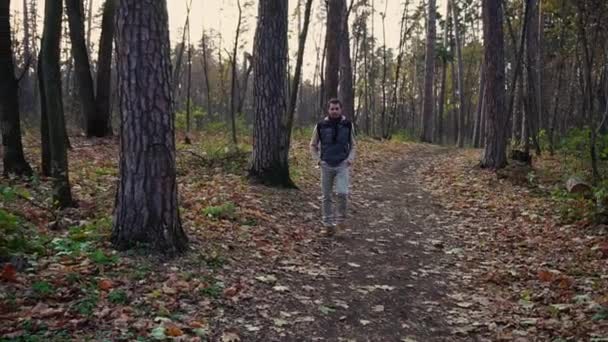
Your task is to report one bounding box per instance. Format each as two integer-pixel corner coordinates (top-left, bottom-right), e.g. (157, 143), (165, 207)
(86, 0), (93, 53)
(472, 64), (485, 148)
(480, 0), (507, 169)
(66, 0), (101, 138)
(112, 0), (188, 254)
(339, 0), (354, 121)
(95, 0), (116, 136)
(185, 3), (192, 145)
(451, 0), (466, 147)
(437, 0), (450, 144)
(237, 52), (253, 115)
(1, 0), (32, 176)
(38, 55), (51, 176)
(201, 31), (212, 118)
(525, 0), (541, 155)
(249, 0), (294, 188)
(229, 0), (242, 146)
(324, 0), (343, 101)
(288, 0), (313, 133)
(41, 0), (73, 207)
(420, 0), (436, 142)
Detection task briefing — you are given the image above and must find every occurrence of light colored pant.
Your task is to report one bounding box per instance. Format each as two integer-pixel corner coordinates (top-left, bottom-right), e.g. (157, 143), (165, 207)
(320, 162), (350, 226)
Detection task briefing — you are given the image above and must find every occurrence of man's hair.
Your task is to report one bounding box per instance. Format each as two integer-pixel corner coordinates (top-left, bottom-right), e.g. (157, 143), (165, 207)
(327, 98), (342, 108)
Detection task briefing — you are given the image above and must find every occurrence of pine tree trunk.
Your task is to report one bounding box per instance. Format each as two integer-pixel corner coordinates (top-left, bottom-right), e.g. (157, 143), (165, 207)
(525, 0), (541, 155)
(38, 55), (51, 177)
(0, 0), (32, 176)
(112, 0), (188, 254)
(480, 0), (507, 169)
(324, 0), (342, 101)
(339, 0), (354, 121)
(95, 0), (116, 136)
(249, 0), (294, 188)
(451, 0), (466, 147)
(66, 0), (101, 138)
(420, 0), (436, 142)
(41, 0), (73, 207)
(437, 0), (451, 144)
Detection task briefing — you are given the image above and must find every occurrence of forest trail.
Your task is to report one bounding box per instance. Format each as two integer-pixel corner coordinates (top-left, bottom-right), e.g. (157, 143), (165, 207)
(221, 145), (463, 341)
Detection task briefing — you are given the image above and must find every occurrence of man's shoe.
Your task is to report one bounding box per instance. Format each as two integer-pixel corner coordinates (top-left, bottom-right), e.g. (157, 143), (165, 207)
(324, 225), (336, 237)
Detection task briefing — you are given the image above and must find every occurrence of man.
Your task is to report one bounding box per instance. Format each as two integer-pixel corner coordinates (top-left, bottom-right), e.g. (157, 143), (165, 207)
(310, 98), (356, 236)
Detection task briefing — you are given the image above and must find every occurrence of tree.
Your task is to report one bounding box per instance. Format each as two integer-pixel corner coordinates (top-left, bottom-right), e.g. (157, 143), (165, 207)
(66, 0), (100, 137)
(420, 0), (436, 142)
(249, 0), (294, 188)
(0, 0), (32, 176)
(229, 0), (243, 146)
(288, 0), (314, 134)
(339, 0), (355, 121)
(40, 0), (73, 207)
(111, 0), (188, 254)
(95, 0), (116, 136)
(480, 0), (507, 169)
(451, 0), (466, 147)
(324, 0), (343, 101)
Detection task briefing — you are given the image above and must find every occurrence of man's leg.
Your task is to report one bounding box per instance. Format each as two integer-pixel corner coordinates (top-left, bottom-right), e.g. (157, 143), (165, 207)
(321, 165), (336, 227)
(335, 164), (350, 226)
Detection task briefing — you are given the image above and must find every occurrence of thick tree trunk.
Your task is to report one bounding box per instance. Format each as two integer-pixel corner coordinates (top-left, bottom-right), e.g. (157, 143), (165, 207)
(95, 0), (116, 136)
(324, 0), (343, 101)
(112, 0), (188, 254)
(420, 0), (436, 142)
(66, 0), (101, 138)
(339, 0), (354, 121)
(480, 0), (507, 169)
(0, 0), (32, 176)
(249, 0), (294, 188)
(451, 0), (466, 147)
(41, 0), (73, 207)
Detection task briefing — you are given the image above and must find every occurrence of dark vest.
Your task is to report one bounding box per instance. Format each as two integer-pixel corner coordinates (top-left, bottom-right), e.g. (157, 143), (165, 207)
(317, 118), (352, 167)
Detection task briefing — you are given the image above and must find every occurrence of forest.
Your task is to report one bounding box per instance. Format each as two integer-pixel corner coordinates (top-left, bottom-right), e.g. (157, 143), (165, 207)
(1, 0), (607, 340)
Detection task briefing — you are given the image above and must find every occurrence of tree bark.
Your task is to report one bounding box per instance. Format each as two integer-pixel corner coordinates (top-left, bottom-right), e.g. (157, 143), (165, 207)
(95, 0), (116, 137)
(201, 31), (213, 117)
(249, 0), (294, 188)
(480, 0), (507, 169)
(525, 0), (541, 155)
(66, 0), (101, 138)
(38, 55), (51, 177)
(420, 0), (436, 142)
(339, 0), (354, 121)
(472, 64), (485, 148)
(229, 0), (242, 146)
(437, 0), (450, 144)
(0, 0), (32, 176)
(451, 0), (466, 147)
(41, 0), (73, 207)
(112, 0), (188, 254)
(324, 0), (343, 101)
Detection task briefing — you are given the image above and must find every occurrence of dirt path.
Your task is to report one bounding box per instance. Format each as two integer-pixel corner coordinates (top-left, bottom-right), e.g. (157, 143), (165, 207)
(221, 145), (464, 341)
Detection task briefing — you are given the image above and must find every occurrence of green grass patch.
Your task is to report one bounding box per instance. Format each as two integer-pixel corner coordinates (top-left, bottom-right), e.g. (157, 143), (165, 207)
(203, 202), (237, 220)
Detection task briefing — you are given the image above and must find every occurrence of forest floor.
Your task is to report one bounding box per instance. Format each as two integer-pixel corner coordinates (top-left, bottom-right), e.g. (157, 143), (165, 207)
(1, 132), (607, 341)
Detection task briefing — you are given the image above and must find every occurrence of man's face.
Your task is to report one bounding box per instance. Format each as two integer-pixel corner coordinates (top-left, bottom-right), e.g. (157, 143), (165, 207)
(328, 103), (342, 118)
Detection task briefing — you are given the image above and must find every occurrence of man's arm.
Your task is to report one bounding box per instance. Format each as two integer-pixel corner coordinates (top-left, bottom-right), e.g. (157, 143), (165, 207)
(346, 124), (356, 165)
(309, 125), (321, 163)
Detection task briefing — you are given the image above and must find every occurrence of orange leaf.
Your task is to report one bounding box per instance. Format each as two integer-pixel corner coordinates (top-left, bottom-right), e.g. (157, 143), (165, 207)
(165, 324), (183, 337)
(223, 286), (239, 298)
(537, 270), (553, 282)
(98, 279), (113, 290)
(1, 264), (17, 282)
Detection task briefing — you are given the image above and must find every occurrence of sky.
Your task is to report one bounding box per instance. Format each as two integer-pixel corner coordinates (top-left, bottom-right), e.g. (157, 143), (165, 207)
(10, 0), (448, 81)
